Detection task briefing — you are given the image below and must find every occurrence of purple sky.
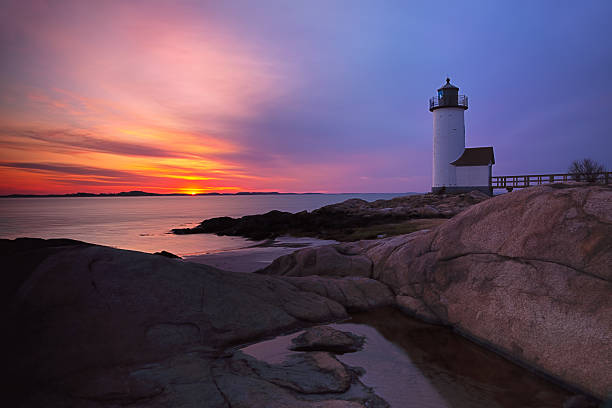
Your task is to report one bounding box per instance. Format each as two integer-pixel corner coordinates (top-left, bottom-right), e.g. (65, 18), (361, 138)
(1, 0), (611, 193)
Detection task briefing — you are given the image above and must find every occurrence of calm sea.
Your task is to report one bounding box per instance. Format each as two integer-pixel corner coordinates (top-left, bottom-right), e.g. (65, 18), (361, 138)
(0, 193), (407, 256)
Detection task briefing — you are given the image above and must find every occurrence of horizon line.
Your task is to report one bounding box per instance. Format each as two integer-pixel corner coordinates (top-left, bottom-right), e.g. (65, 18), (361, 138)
(0, 190), (420, 198)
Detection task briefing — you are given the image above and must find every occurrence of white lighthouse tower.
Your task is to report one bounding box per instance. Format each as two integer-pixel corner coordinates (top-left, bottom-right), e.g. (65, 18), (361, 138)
(429, 78), (494, 195)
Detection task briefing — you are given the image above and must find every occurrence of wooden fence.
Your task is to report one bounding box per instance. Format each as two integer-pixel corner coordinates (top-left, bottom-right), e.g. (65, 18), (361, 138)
(491, 172), (611, 191)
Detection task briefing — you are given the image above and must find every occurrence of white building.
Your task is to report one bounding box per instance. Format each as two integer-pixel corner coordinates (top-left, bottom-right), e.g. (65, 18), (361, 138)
(429, 78), (494, 195)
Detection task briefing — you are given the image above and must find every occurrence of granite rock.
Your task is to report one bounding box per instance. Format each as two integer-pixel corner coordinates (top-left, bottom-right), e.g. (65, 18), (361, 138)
(261, 185), (612, 399)
(282, 275), (394, 311)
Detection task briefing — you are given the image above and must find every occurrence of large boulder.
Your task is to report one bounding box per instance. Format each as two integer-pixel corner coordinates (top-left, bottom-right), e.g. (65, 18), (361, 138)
(263, 244), (373, 277)
(3, 238), (349, 406)
(282, 275), (395, 312)
(261, 185), (612, 399)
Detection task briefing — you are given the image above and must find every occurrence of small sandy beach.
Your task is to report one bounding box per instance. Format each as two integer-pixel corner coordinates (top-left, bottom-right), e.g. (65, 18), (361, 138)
(185, 236), (337, 272)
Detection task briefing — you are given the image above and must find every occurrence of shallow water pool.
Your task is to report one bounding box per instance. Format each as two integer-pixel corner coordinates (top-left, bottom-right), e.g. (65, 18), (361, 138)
(243, 307), (573, 408)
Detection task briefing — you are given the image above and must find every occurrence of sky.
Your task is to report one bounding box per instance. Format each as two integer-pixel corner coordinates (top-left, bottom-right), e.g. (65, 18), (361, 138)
(1, 0), (611, 194)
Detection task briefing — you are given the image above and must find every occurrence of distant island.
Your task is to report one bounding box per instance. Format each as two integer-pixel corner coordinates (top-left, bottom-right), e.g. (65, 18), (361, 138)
(0, 190), (325, 198)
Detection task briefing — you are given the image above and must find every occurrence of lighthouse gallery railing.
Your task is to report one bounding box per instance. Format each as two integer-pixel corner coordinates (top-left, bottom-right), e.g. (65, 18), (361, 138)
(429, 95), (468, 110)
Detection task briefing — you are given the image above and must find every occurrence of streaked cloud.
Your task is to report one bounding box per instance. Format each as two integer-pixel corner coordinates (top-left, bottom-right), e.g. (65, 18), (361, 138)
(2, 128), (182, 158)
(0, 161), (139, 178)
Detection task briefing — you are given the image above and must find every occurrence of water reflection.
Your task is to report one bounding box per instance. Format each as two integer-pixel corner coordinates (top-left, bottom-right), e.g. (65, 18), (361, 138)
(342, 307), (571, 408)
(243, 307), (572, 407)
(0, 193), (404, 255)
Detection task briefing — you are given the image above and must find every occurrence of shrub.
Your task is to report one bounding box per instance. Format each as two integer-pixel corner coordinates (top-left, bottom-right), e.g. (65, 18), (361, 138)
(568, 158), (606, 182)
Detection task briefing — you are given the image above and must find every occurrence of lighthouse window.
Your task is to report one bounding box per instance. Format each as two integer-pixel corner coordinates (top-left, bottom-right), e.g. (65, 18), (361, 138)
(438, 90), (443, 99)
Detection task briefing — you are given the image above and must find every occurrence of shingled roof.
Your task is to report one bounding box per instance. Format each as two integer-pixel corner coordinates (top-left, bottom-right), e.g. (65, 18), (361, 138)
(451, 147), (495, 166)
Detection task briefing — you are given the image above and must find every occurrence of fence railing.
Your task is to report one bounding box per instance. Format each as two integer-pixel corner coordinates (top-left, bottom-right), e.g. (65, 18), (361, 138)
(491, 172), (611, 191)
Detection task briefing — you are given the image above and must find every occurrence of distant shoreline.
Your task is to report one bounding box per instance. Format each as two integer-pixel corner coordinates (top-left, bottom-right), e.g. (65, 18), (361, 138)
(0, 191), (417, 198)
(0, 191), (328, 198)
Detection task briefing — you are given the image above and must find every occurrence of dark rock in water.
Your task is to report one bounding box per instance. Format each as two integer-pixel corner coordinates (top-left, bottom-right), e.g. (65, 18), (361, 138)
(174, 215), (237, 234)
(290, 326), (365, 353)
(211, 351), (388, 407)
(153, 250), (182, 258)
(171, 191), (490, 241)
(260, 185), (612, 400)
(172, 210), (304, 240)
(240, 350), (352, 394)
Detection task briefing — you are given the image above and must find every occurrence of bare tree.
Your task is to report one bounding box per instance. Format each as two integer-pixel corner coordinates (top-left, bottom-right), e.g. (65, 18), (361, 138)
(568, 158), (606, 182)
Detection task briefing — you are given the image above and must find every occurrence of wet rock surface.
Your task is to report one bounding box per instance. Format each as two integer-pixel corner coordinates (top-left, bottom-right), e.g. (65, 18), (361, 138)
(261, 185), (612, 400)
(172, 190), (489, 241)
(290, 326), (366, 353)
(211, 350), (387, 408)
(216, 351), (354, 395)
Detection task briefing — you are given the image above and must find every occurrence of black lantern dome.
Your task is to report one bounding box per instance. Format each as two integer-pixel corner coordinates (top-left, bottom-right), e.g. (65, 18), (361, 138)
(429, 78), (468, 111)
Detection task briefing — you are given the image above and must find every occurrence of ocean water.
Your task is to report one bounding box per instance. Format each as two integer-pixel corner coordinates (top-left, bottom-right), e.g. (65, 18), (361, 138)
(0, 193), (406, 256)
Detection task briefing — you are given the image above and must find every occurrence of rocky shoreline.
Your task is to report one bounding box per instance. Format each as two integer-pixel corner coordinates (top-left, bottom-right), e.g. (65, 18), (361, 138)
(171, 190), (490, 241)
(261, 184), (612, 401)
(4, 184), (611, 406)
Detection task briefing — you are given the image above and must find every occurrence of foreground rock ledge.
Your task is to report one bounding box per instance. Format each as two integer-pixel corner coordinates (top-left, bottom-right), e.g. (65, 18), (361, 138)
(261, 185), (612, 399)
(5, 238), (387, 407)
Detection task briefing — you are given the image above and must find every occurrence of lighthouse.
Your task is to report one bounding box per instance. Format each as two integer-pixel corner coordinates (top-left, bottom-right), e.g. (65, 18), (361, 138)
(429, 78), (494, 195)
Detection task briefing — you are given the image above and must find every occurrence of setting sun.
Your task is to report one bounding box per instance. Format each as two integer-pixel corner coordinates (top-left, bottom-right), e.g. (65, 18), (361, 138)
(180, 187), (204, 195)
